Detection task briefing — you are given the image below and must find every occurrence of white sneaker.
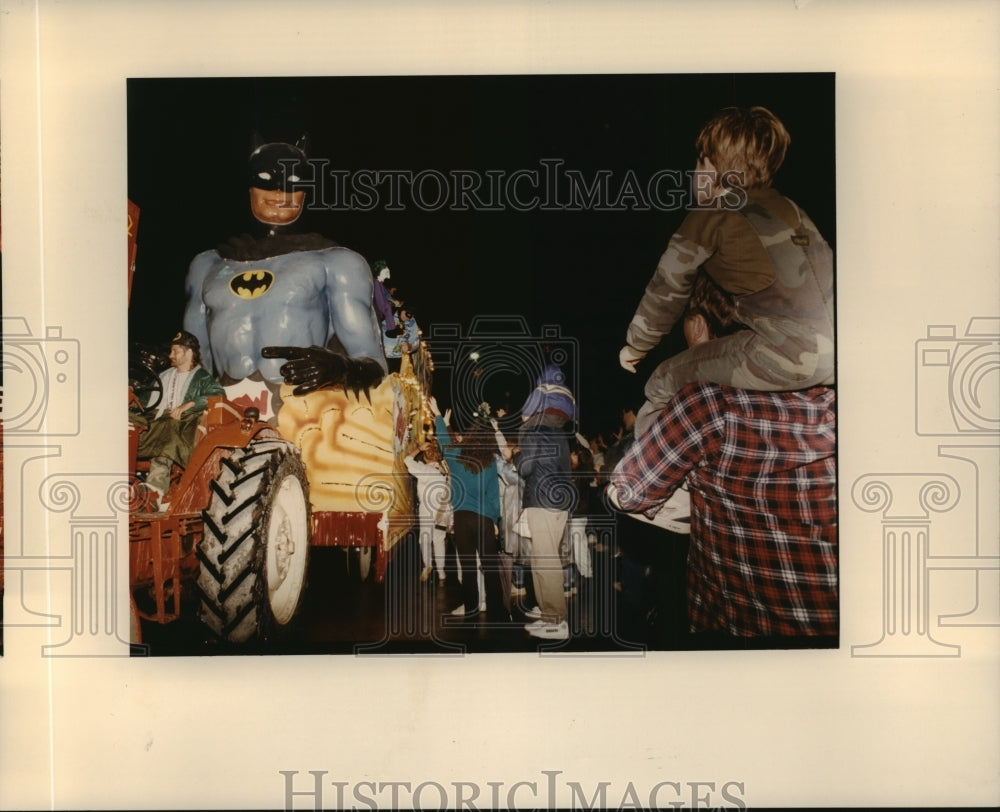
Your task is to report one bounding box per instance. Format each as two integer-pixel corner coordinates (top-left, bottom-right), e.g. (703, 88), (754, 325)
(450, 604), (466, 616)
(606, 483), (691, 534)
(523, 619), (548, 631)
(527, 620), (569, 640)
(523, 605), (542, 620)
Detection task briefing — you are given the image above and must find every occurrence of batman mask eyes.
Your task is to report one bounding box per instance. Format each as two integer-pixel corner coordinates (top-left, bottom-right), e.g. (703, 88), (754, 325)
(249, 141), (307, 192)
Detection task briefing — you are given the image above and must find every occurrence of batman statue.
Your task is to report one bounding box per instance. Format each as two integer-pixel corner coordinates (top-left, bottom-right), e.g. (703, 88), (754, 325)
(182, 135), (385, 418)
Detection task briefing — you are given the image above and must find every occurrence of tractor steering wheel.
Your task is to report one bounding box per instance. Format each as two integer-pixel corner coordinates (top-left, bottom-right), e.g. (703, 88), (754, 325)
(129, 344), (166, 411)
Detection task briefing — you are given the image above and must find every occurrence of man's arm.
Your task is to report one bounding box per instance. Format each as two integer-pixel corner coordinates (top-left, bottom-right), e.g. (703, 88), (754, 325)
(511, 429), (538, 480)
(610, 383), (722, 512)
(185, 368), (226, 414)
(496, 456), (520, 485)
(432, 414), (456, 460)
(403, 454), (437, 478)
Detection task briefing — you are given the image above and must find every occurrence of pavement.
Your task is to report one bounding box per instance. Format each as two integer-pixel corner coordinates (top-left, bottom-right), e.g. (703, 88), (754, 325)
(133, 519), (835, 656)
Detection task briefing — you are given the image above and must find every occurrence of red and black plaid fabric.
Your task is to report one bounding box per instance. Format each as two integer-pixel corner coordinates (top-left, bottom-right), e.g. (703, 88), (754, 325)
(612, 382), (837, 637)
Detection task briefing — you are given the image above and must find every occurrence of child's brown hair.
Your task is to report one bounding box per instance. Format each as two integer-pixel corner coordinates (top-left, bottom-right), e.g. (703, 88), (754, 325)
(695, 106), (791, 190)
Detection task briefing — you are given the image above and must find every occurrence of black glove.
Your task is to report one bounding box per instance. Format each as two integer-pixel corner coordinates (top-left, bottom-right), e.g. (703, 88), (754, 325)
(262, 345), (385, 398)
(384, 326), (404, 339)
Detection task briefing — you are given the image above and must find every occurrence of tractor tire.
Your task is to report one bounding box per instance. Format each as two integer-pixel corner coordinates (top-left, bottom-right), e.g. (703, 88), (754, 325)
(196, 438), (311, 644)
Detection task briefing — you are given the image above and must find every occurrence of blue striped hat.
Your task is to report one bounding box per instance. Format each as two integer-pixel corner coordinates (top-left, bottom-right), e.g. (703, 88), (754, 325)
(521, 363), (575, 421)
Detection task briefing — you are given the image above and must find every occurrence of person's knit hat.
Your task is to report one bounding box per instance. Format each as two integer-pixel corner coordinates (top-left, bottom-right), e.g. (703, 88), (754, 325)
(521, 363), (575, 421)
(169, 330), (200, 352)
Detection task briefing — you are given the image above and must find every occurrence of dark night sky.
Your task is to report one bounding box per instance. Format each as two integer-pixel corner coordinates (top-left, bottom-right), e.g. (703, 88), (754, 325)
(127, 73), (835, 437)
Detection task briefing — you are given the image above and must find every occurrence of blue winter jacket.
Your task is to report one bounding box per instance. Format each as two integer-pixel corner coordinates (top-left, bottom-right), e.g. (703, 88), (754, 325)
(514, 414), (574, 512)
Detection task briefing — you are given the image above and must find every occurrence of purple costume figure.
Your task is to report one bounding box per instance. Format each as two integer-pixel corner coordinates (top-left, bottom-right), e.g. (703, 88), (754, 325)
(370, 259), (398, 335)
(183, 136), (386, 416)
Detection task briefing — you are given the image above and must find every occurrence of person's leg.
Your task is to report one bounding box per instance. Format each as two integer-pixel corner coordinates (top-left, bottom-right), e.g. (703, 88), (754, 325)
(635, 328), (826, 437)
(432, 525), (448, 583)
(498, 552), (514, 612)
(572, 517), (593, 579)
(475, 513), (506, 622)
(451, 511), (480, 614)
(527, 508), (569, 624)
(512, 560), (524, 593)
(145, 456), (173, 497)
(559, 520), (573, 596)
(417, 514), (433, 579)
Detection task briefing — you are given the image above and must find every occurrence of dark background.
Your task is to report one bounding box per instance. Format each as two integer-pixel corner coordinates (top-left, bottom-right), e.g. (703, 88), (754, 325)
(127, 73), (835, 437)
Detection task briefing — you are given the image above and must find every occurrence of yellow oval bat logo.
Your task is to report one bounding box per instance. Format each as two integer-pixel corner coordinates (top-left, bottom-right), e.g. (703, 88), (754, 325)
(230, 269), (274, 300)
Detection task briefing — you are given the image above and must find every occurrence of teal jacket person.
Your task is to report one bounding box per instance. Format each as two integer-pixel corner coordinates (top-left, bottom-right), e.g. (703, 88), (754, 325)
(434, 414), (500, 522)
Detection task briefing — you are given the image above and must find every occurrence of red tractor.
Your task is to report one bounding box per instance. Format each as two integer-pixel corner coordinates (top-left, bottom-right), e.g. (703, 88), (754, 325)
(128, 343), (431, 647)
(127, 194), (431, 646)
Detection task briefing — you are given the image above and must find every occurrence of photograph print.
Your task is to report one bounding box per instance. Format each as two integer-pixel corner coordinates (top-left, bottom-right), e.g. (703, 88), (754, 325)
(125, 72), (837, 656)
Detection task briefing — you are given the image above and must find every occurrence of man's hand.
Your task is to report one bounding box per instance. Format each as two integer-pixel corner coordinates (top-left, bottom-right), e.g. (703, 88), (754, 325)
(618, 344), (645, 373)
(169, 402), (194, 421)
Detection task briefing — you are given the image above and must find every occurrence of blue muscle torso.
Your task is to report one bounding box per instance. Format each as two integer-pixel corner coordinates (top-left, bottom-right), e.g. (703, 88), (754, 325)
(184, 245), (382, 384)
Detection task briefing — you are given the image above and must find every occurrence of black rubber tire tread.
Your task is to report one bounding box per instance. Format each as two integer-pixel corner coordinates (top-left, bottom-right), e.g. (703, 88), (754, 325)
(195, 438), (310, 643)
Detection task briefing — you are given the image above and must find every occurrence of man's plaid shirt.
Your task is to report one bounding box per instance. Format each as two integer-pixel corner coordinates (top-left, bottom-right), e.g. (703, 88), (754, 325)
(612, 382), (837, 637)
